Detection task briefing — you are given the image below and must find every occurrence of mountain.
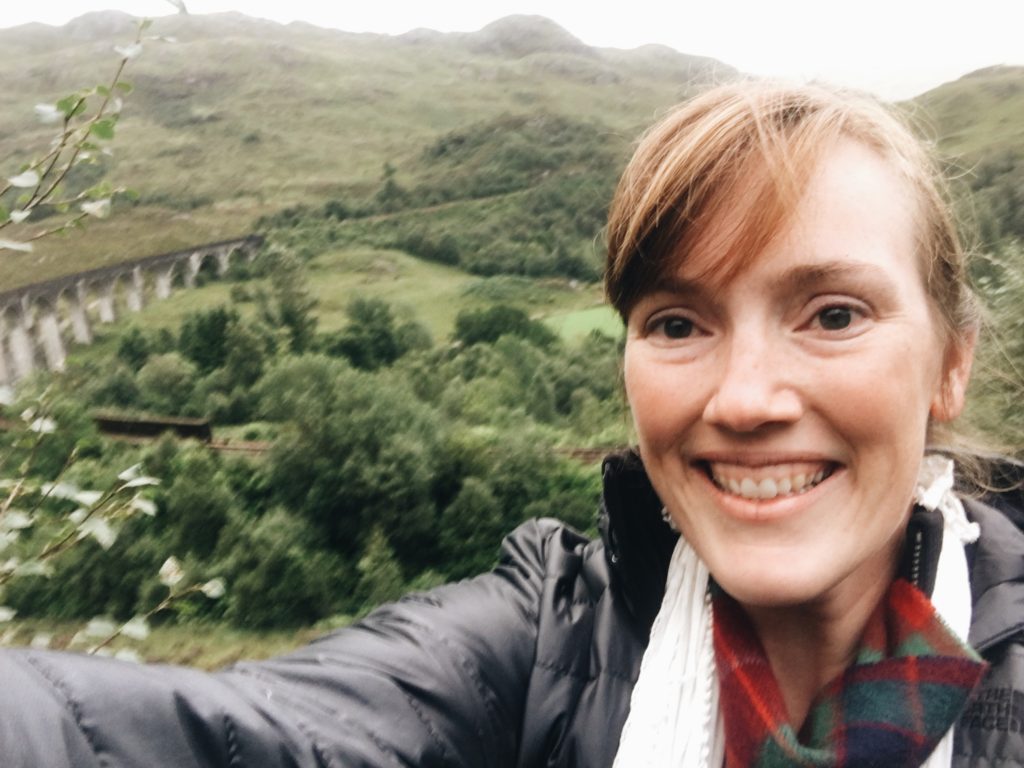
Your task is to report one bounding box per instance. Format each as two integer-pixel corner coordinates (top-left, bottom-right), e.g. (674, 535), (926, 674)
(0, 12), (733, 287)
(907, 65), (1024, 245)
(0, 12), (1019, 287)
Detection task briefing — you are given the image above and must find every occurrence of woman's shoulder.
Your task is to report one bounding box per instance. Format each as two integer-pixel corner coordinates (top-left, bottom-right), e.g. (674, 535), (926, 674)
(964, 493), (1024, 653)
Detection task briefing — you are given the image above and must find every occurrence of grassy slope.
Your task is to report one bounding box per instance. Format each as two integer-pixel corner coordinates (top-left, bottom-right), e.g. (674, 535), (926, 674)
(908, 65), (1024, 159)
(1, 14), (1019, 341)
(0, 12), (730, 288)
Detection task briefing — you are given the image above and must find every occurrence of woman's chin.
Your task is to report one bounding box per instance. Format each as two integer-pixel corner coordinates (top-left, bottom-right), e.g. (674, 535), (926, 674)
(711, 565), (835, 609)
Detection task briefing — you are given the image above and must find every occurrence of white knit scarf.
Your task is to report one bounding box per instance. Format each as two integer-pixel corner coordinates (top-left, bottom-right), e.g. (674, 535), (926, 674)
(612, 455), (980, 768)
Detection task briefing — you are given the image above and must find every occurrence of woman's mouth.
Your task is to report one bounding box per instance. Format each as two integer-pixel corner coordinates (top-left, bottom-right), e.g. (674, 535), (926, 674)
(702, 461), (837, 501)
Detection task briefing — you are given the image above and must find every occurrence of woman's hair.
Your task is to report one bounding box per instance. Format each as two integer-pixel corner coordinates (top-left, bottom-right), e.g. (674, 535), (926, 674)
(604, 80), (980, 346)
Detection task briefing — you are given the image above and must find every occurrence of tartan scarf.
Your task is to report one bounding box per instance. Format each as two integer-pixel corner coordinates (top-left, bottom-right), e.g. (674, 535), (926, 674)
(713, 578), (987, 768)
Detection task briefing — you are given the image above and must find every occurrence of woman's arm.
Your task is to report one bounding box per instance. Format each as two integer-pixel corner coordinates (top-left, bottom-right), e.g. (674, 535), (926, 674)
(0, 519), (560, 767)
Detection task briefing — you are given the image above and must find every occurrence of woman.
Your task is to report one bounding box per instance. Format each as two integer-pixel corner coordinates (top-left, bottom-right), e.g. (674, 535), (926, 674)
(1, 81), (1022, 767)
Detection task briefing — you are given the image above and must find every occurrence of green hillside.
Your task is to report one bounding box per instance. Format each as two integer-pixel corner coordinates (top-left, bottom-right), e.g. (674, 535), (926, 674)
(904, 66), (1024, 246)
(0, 11), (732, 288)
(1, 13), (1020, 287)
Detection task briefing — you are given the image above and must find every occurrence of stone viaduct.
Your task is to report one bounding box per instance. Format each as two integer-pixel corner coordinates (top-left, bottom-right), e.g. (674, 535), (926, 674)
(0, 235), (263, 386)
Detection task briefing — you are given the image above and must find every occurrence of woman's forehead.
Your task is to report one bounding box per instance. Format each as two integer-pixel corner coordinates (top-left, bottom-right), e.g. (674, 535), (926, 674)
(647, 139), (919, 297)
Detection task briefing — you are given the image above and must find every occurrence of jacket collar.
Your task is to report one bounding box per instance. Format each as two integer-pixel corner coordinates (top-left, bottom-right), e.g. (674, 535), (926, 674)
(599, 449), (676, 634)
(964, 496), (1024, 651)
(599, 448), (1024, 652)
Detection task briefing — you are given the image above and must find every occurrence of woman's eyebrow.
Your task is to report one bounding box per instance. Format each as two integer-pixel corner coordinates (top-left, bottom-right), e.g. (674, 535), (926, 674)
(774, 261), (900, 301)
(648, 275), (707, 298)
(652, 261), (899, 299)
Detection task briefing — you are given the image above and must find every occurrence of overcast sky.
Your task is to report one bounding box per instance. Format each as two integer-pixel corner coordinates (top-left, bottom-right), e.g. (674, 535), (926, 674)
(3, 1), (1021, 100)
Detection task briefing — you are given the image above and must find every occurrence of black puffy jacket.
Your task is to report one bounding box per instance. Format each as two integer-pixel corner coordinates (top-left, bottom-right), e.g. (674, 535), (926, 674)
(1, 452), (1022, 767)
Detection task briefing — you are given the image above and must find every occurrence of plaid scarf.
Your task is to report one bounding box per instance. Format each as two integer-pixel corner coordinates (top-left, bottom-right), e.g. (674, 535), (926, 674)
(713, 579), (986, 767)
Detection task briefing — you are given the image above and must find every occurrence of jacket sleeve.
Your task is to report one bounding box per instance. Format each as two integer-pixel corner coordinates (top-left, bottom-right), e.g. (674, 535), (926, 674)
(0, 519), (563, 768)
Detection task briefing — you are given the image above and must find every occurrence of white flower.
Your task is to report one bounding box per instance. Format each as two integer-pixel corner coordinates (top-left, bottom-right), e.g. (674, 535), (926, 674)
(79, 518), (117, 549)
(34, 104), (61, 124)
(74, 490), (103, 507)
(200, 578), (226, 599)
(120, 616), (150, 641)
(114, 648), (142, 663)
(28, 417), (57, 434)
(9, 210), (30, 224)
(15, 560), (52, 578)
(114, 43), (143, 59)
(7, 170), (39, 188)
(30, 633), (52, 649)
(158, 556), (184, 587)
(0, 511), (33, 531)
(130, 497), (158, 517)
(0, 606), (16, 622)
(80, 199), (111, 219)
(118, 464), (143, 481)
(42, 482), (80, 501)
(83, 617), (117, 638)
(0, 240), (33, 253)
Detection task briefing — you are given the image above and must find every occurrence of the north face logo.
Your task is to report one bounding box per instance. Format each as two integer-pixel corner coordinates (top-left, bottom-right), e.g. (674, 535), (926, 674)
(960, 686), (1024, 733)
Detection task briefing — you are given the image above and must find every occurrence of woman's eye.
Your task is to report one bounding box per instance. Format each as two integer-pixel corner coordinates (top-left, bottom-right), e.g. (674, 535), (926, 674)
(816, 305), (854, 331)
(658, 316), (695, 339)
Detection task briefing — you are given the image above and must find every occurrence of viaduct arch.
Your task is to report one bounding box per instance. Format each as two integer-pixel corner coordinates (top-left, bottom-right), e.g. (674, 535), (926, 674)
(0, 235), (262, 387)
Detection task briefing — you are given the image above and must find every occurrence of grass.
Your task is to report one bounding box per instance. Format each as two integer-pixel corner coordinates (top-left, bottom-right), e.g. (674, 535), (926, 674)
(545, 304), (623, 341)
(0, 13), (709, 287)
(55, 243), (610, 369)
(1, 619), (328, 670)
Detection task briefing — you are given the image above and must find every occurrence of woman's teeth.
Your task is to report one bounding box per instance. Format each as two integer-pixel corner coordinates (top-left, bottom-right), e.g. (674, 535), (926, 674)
(709, 466), (831, 500)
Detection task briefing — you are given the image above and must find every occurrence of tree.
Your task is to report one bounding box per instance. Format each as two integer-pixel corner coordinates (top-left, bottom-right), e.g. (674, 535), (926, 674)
(137, 353), (197, 414)
(453, 304), (558, 348)
(257, 247), (318, 352)
(178, 306), (239, 374)
(217, 508), (343, 628)
(438, 478), (504, 579)
(161, 449), (234, 558)
(257, 357), (442, 566)
(357, 526), (405, 607)
(323, 297), (429, 371)
(116, 327), (152, 372)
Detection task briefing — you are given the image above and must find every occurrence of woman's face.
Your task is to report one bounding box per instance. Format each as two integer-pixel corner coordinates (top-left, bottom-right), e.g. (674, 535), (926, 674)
(623, 139), (972, 610)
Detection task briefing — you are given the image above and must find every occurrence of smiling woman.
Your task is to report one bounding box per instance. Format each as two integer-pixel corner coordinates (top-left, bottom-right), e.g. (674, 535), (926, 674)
(0, 81), (1022, 768)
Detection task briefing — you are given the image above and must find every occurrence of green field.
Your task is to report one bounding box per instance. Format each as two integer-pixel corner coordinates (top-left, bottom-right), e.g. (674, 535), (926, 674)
(544, 304), (623, 340)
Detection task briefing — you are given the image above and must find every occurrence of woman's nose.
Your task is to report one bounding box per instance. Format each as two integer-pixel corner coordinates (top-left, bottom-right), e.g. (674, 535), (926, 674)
(701, 338), (803, 433)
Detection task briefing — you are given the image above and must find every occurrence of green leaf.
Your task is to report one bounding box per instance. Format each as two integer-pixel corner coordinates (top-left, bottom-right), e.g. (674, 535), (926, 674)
(139, 18), (154, 32)
(90, 119), (116, 140)
(56, 96), (78, 117)
(68, 99), (87, 120)
(116, 81), (133, 94)
(0, 205), (8, 222)
(96, 85), (110, 97)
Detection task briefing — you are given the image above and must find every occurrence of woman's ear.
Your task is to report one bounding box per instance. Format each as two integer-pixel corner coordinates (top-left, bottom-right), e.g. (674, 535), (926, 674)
(930, 328), (978, 422)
